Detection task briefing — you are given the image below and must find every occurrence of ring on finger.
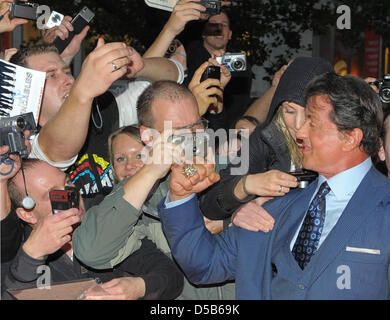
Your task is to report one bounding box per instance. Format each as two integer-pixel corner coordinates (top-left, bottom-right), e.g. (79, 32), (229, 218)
(111, 61), (118, 71)
(278, 185), (283, 193)
(182, 164), (197, 178)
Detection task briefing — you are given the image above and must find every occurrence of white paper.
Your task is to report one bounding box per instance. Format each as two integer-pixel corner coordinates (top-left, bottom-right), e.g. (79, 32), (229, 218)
(144, 0), (178, 12)
(0, 59), (45, 125)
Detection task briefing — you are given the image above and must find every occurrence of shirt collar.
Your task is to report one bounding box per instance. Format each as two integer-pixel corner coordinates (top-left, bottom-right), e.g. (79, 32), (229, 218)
(317, 157), (372, 200)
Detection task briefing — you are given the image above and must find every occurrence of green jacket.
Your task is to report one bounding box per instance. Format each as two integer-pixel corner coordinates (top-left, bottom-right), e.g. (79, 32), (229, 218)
(73, 166), (236, 299)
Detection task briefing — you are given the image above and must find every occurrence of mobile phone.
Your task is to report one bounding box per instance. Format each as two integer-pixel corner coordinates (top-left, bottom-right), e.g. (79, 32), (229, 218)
(200, 65), (221, 112)
(200, 65), (220, 82)
(49, 186), (80, 214)
(53, 6), (94, 54)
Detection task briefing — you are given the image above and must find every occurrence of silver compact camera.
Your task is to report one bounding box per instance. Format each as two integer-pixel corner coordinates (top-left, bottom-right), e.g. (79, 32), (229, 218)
(216, 52), (247, 72)
(168, 132), (209, 160)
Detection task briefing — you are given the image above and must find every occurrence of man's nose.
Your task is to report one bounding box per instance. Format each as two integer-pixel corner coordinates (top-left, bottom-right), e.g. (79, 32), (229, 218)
(296, 119), (308, 140)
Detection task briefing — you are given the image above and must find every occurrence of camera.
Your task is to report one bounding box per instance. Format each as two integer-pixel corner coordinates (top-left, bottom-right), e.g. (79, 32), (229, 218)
(53, 6), (95, 54)
(9, 1), (40, 20)
(370, 75), (390, 104)
(200, 65), (220, 82)
(165, 39), (182, 58)
(168, 132), (209, 160)
(50, 186), (80, 214)
(288, 169), (318, 189)
(45, 11), (64, 29)
(0, 112), (37, 159)
(199, 0), (221, 15)
(216, 53), (247, 72)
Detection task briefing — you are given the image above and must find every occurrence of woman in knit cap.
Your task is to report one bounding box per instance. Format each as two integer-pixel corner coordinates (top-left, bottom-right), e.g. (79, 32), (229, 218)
(200, 57), (335, 222)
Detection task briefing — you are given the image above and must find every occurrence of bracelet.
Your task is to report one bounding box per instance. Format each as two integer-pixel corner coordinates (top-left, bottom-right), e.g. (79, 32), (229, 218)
(241, 175), (251, 196)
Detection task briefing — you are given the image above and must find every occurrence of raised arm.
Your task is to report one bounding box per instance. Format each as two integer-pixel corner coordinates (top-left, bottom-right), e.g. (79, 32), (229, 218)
(37, 39), (137, 163)
(143, 0), (205, 59)
(41, 15), (90, 66)
(0, 0), (28, 34)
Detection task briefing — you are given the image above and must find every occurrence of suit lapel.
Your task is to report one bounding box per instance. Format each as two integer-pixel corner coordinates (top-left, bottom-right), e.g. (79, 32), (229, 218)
(305, 168), (389, 286)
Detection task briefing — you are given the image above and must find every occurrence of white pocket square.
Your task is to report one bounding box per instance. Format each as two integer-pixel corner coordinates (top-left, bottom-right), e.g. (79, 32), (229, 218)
(346, 246), (381, 255)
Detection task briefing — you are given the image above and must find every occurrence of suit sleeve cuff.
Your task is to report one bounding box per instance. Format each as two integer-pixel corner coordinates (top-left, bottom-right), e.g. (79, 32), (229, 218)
(164, 191), (196, 209)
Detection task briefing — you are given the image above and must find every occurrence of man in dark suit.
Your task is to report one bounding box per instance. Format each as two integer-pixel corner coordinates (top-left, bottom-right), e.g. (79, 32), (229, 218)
(158, 72), (390, 299)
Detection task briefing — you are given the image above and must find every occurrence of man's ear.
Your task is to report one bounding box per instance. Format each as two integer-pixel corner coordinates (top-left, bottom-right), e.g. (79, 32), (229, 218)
(140, 125), (154, 146)
(342, 128), (363, 152)
(16, 207), (38, 226)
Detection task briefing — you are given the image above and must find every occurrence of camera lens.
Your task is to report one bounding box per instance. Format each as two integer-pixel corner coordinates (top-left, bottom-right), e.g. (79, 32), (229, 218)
(380, 87), (390, 104)
(16, 117), (26, 129)
(52, 14), (61, 23)
(232, 59), (245, 71)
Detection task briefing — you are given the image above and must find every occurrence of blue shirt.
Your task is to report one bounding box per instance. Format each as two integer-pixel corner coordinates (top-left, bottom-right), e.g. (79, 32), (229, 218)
(289, 157), (373, 250)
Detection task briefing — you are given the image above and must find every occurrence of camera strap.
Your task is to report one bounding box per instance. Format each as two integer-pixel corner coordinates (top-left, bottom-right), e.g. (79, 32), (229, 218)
(0, 155), (14, 176)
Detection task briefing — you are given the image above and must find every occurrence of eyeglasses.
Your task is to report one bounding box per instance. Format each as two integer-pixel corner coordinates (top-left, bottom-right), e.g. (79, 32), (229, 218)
(173, 118), (209, 131)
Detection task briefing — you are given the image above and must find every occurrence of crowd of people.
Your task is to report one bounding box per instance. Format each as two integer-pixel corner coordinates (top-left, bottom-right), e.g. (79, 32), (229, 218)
(1, 0), (390, 300)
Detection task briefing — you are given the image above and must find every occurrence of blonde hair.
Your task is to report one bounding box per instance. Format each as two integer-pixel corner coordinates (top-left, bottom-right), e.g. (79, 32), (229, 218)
(274, 106), (303, 169)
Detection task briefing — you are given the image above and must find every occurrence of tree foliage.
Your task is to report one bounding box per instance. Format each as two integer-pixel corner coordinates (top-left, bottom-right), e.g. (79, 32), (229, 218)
(35, 0), (390, 80)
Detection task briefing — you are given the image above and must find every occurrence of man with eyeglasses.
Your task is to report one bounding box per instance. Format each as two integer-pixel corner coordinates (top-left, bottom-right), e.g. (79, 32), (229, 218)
(72, 80), (237, 299)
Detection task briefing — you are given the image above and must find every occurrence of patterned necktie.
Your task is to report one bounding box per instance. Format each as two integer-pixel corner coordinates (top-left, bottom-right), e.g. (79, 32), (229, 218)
(292, 181), (331, 270)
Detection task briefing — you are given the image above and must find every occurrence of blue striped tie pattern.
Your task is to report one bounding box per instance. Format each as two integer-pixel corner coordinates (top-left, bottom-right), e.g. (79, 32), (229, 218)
(292, 182), (331, 270)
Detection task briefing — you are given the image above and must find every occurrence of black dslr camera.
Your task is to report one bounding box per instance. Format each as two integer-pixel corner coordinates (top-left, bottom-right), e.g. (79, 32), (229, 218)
(50, 186), (80, 214)
(0, 112), (37, 159)
(199, 0), (221, 15)
(288, 169), (318, 189)
(370, 75), (390, 104)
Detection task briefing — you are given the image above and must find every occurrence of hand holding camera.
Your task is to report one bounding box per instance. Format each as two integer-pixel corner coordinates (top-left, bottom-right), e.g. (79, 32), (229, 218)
(236, 170), (298, 200)
(141, 128), (187, 180)
(0, 0), (28, 33)
(0, 112), (36, 160)
(165, 0), (206, 36)
(369, 75), (390, 104)
(22, 208), (82, 260)
(189, 61), (224, 115)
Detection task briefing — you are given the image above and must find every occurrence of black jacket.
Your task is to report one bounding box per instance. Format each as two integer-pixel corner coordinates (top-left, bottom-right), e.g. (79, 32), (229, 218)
(200, 57), (335, 220)
(1, 225), (184, 300)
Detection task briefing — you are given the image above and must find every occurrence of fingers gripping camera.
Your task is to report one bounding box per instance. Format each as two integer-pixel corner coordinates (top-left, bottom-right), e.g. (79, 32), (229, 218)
(216, 53), (247, 72)
(168, 132), (209, 161)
